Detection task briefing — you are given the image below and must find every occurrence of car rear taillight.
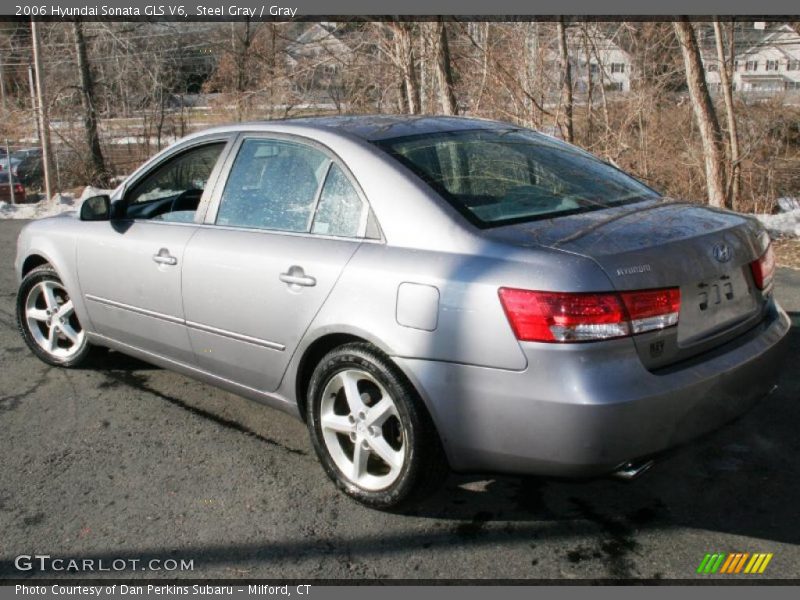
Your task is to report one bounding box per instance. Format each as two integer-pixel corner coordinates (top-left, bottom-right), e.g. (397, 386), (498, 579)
(498, 287), (680, 343)
(619, 288), (681, 334)
(14, 183), (23, 194)
(750, 244), (775, 291)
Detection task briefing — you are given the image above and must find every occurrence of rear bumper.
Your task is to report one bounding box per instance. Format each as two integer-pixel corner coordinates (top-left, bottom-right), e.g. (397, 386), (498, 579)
(395, 298), (791, 476)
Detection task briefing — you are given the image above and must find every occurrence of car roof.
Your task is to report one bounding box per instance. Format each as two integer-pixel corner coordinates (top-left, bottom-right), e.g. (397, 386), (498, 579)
(233, 115), (515, 142)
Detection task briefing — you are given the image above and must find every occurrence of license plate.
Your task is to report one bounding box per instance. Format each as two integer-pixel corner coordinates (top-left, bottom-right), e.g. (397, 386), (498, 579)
(677, 269), (758, 345)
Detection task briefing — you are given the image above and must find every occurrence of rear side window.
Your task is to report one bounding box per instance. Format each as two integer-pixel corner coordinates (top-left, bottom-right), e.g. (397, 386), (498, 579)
(216, 139), (328, 232)
(311, 164), (364, 238)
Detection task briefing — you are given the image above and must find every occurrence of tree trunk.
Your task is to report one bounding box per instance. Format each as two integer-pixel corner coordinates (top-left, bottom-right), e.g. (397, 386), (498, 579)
(713, 19), (741, 210)
(392, 23), (421, 115)
(557, 17), (574, 144)
(582, 26), (594, 146)
(73, 19), (109, 186)
(673, 18), (728, 208)
(234, 21), (252, 122)
(432, 20), (458, 115)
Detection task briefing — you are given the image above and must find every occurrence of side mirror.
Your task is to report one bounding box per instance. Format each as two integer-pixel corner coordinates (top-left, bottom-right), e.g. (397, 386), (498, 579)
(79, 195), (111, 221)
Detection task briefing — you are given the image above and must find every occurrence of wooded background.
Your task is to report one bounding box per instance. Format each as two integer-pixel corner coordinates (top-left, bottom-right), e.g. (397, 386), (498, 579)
(0, 19), (798, 213)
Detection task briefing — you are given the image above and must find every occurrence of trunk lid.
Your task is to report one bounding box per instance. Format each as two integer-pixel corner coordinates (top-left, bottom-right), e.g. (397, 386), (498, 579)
(485, 199), (772, 369)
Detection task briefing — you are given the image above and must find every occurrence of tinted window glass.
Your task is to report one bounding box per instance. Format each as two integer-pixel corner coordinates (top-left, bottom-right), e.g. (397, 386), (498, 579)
(311, 164), (364, 238)
(216, 139), (328, 232)
(125, 143), (224, 221)
(375, 129), (659, 227)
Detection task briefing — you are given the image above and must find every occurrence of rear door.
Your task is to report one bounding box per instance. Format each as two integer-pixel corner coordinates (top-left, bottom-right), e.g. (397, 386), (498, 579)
(181, 134), (371, 392)
(77, 138), (231, 363)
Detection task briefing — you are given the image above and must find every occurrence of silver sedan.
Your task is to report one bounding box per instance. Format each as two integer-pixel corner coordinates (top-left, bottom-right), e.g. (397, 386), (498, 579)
(14, 116), (790, 508)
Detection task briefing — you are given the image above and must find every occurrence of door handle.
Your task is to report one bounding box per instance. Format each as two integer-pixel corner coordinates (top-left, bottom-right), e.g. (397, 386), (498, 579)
(152, 248), (178, 266)
(279, 266), (316, 287)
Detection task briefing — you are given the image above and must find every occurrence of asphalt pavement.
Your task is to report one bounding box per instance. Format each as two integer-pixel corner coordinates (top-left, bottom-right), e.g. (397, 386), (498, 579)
(1, 219), (799, 580)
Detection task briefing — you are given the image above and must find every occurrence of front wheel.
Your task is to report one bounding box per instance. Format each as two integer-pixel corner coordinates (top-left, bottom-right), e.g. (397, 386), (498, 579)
(306, 343), (447, 509)
(16, 265), (93, 367)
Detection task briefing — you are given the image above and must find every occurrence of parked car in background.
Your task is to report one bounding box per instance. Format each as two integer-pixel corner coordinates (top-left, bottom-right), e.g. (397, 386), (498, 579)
(12, 147), (42, 160)
(0, 156), (21, 174)
(13, 116), (790, 508)
(0, 148), (44, 188)
(0, 171), (27, 203)
(13, 153), (43, 188)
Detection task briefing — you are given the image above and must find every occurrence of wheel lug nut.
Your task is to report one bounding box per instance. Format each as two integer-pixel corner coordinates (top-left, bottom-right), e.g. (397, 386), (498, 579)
(361, 440), (370, 450)
(368, 426), (378, 437)
(349, 432), (357, 442)
(358, 411), (366, 421)
(347, 414), (356, 424)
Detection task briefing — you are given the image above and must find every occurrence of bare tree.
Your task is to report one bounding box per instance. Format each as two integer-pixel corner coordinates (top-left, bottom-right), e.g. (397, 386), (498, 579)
(390, 23), (421, 114)
(673, 18), (728, 208)
(713, 19), (741, 209)
(431, 20), (458, 115)
(557, 17), (574, 143)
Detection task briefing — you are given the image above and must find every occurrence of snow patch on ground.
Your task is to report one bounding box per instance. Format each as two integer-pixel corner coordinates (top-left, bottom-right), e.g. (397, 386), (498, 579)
(0, 187), (113, 220)
(755, 209), (800, 239)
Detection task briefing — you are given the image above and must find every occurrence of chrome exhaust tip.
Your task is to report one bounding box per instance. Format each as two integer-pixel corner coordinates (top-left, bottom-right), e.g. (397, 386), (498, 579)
(612, 459), (655, 481)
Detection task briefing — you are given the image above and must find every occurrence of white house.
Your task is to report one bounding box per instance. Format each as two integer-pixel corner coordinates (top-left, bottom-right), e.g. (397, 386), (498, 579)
(704, 23), (800, 95)
(540, 26), (633, 95)
(573, 30), (632, 93)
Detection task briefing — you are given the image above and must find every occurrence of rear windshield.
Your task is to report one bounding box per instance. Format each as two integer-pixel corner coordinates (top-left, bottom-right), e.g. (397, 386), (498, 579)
(374, 129), (659, 228)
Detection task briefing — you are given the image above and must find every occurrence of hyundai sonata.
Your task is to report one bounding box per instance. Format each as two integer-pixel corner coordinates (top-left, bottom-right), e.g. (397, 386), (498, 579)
(15, 116), (790, 508)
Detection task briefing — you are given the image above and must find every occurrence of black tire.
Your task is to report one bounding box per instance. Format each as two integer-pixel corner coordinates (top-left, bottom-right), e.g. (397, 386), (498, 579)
(16, 264), (94, 368)
(306, 342), (448, 509)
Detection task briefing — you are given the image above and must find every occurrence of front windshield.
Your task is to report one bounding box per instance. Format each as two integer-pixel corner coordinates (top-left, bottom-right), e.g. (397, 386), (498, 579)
(375, 129), (660, 228)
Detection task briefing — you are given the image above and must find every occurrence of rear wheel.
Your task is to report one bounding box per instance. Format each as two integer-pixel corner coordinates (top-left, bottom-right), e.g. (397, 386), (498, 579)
(16, 265), (93, 367)
(307, 343), (447, 509)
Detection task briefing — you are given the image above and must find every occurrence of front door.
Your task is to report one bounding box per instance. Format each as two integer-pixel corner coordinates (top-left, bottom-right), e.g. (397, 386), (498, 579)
(77, 140), (228, 363)
(182, 136), (370, 392)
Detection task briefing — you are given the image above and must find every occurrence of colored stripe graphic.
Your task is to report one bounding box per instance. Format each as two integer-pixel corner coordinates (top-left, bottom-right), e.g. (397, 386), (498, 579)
(698, 553), (726, 574)
(719, 554), (736, 574)
(697, 554), (712, 574)
(734, 553), (750, 573)
(700, 553), (773, 574)
(758, 554), (773, 573)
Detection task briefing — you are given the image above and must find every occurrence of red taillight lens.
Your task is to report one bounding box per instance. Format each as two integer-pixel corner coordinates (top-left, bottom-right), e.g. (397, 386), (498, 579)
(14, 184), (23, 193)
(619, 288), (681, 334)
(750, 245), (775, 291)
(498, 287), (680, 343)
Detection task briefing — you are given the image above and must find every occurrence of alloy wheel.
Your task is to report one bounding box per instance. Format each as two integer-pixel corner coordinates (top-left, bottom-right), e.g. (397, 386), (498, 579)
(24, 280), (85, 360)
(319, 369), (406, 491)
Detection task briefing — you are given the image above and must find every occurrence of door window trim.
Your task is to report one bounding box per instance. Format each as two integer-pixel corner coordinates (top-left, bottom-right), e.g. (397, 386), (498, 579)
(201, 131), (380, 242)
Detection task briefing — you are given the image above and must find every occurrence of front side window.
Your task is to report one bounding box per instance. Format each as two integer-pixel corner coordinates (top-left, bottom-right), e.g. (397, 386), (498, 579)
(375, 129), (659, 228)
(216, 139), (328, 232)
(124, 142), (225, 222)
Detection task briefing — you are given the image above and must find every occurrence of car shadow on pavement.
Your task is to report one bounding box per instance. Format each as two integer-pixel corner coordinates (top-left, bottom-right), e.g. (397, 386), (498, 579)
(80, 349), (160, 371)
(2, 319), (793, 580)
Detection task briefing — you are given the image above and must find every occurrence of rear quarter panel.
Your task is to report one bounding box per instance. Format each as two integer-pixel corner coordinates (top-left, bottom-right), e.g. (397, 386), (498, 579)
(289, 240), (618, 372)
